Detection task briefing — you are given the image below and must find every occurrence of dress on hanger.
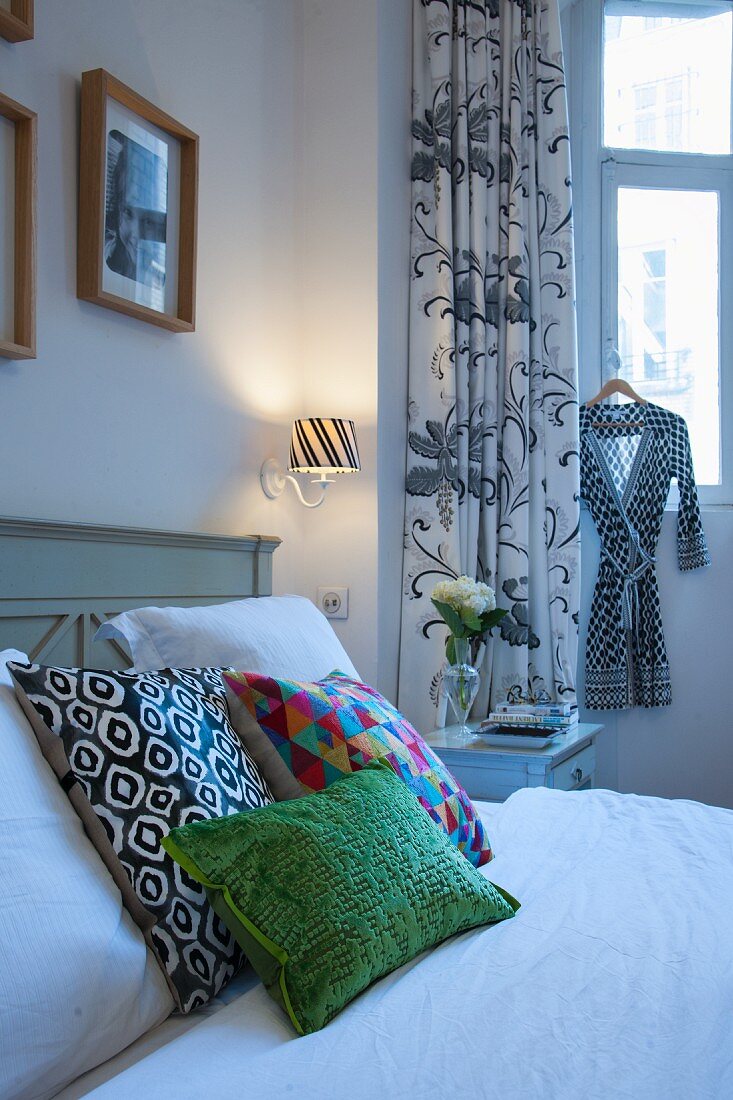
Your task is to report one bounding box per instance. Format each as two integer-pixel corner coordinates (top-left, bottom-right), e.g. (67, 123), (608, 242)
(579, 401), (710, 709)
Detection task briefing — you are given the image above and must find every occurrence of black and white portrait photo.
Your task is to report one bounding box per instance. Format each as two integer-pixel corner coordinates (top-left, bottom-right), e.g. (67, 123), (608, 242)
(79, 71), (193, 328)
(104, 128), (168, 309)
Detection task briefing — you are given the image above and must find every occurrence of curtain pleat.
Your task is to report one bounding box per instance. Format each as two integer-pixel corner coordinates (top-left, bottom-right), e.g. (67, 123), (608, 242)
(399, 0), (580, 732)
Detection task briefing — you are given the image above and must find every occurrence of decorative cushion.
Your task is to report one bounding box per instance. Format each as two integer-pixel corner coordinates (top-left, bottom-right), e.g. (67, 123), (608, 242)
(163, 762), (519, 1034)
(9, 662), (273, 1013)
(0, 650), (173, 1100)
(95, 595), (359, 680)
(223, 670), (493, 867)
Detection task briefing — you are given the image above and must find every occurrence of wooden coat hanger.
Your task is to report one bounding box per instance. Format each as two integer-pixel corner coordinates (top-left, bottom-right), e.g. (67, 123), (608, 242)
(585, 377), (647, 429)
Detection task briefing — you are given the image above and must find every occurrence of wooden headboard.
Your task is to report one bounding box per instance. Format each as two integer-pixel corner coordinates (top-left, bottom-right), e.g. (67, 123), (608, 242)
(0, 517), (281, 668)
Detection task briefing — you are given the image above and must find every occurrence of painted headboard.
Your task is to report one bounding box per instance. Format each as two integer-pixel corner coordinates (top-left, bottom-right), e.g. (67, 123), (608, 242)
(0, 517), (281, 669)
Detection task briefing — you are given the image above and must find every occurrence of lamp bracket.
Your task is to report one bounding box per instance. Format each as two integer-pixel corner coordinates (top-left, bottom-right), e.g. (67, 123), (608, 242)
(260, 459), (331, 509)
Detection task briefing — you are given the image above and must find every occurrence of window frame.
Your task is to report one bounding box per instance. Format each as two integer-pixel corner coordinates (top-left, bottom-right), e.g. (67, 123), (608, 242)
(563, 0), (733, 505)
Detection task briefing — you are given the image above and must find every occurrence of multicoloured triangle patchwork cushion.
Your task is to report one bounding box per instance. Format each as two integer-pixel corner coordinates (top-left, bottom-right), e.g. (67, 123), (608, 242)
(223, 670), (492, 867)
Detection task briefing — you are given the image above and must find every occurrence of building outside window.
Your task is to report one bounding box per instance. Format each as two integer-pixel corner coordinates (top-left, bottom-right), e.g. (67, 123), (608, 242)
(564, 0), (733, 500)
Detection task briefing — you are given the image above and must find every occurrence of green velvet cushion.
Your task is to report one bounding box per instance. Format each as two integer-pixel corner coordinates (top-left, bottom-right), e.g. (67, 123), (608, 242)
(162, 761), (519, 1034)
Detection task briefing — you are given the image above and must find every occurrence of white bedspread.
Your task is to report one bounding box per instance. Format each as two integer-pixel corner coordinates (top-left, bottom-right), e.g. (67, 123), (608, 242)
(75, 788), (733, 1100)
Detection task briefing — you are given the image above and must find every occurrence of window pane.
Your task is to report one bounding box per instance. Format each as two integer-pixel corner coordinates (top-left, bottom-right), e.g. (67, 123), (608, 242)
(604, 4), (733, 153)
(617, 187), (720, 484)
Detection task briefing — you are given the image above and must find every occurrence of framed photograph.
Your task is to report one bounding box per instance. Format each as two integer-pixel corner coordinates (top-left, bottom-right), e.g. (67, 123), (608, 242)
(0, 0), (33, 43)
(0, 91), (36, 360)
(78, 69), (198, 332)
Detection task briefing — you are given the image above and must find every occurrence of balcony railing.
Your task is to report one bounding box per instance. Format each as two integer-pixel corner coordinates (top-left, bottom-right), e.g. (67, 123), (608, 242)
(621, 348), (693, 398)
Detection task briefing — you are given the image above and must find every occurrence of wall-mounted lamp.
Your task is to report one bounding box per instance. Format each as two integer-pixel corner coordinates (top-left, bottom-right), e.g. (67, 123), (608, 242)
(260, 417), (360, 509)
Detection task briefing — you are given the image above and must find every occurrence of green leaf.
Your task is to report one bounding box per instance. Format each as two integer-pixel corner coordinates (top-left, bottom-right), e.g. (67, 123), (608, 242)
(445, 635), (457, 664)
(460, 608), (483, 632)
(479, 607), (509, 633)
(431, 599), (465, 637)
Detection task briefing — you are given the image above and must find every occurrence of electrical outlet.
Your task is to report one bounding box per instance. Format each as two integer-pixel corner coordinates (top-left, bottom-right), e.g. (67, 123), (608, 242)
(317, 586), (349, 620)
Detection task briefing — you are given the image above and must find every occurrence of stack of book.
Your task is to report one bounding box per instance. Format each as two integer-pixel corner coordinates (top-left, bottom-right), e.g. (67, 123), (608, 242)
(479, 700), (577, 739)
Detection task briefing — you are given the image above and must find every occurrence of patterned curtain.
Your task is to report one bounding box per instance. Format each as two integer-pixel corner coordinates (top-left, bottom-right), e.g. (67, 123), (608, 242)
(398, 0), (580, 733)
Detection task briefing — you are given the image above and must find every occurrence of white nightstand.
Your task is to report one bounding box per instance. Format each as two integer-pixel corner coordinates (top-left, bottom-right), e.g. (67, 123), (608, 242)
(424, 722), (605, 802)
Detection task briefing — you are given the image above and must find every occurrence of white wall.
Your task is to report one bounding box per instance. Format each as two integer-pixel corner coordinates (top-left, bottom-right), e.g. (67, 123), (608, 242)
(0, 0), (413, 697)
(293, 0), (379, 685)
(290, 0), (410, 689)
(613, 510), (733, 806)
(9, 0), (725, 804)
(577, 507), (733, 809)
(0, 0), (305, 592)
(563, 0), (733, 810)
(377, 0), (411, 700)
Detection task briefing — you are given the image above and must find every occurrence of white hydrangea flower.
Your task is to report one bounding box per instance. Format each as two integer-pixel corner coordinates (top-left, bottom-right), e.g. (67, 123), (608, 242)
(477, 581), (496, 612)
(432, 575), (497, 617)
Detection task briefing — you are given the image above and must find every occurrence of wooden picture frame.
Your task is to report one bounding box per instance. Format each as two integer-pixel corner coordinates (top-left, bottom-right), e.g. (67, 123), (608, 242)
(0, 0), (34, 43)
(0, 91), (36, 360)
(78, 69), (198, 333)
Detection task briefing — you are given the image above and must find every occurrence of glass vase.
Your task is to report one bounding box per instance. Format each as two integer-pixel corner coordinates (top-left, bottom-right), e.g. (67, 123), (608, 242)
(443, 636), (480, 742)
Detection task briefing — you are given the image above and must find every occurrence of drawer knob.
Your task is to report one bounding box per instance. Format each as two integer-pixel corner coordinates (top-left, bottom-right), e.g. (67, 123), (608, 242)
(572, 767), (583, 783)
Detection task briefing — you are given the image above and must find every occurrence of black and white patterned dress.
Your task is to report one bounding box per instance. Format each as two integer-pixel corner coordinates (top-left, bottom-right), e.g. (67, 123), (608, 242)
(580, 401), (710, 709)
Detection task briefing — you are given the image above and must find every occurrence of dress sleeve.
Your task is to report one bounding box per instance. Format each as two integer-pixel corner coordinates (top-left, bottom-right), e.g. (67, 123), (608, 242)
(673, 418), (711, 572)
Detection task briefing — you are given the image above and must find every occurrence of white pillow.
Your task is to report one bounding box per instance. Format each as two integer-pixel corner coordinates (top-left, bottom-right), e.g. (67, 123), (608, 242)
(95, 595), (359, 681)
(0, 649), (173, 1100)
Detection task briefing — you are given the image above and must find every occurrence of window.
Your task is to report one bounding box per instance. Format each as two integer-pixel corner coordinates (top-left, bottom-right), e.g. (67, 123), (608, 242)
(616, 187), (720, 484)
(564, 0), (733, 502)
(603, 4), (731, 154)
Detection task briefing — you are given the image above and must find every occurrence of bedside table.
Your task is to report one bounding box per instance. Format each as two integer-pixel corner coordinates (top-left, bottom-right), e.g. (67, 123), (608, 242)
(424, 722), (605, 802)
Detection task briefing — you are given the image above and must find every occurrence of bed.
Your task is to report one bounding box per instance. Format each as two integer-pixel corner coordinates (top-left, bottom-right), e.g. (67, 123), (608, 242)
(2, 518), (732, 1100)
(0, 516), (280, 667)
(52, 785), (732, 1100)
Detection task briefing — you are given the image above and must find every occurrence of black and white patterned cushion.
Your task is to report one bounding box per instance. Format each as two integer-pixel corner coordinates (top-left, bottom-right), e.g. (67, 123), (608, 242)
(9, 662), (273, 1012)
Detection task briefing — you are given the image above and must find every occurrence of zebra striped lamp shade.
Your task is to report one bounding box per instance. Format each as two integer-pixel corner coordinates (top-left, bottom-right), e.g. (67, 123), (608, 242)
(288, 418), (360, 475)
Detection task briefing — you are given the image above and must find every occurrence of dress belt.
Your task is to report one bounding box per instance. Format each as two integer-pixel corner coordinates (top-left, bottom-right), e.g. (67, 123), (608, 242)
(601, 531), (656, 645)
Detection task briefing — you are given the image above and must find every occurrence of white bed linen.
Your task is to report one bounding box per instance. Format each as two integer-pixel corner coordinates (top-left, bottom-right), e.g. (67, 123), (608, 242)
(95, 595), (359, 681)
(66, 788), (733, 1100)
(55, 968), (260, 1099)
(0, 650), (173, 1100)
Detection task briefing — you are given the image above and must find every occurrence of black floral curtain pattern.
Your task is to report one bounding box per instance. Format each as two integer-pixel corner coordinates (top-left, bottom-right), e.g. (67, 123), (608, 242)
(399, 0), (580, 730)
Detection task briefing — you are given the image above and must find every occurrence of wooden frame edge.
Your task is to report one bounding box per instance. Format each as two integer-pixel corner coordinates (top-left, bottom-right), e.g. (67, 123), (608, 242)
(0, 0), (34, 43)
(77, 68), (199, 333)
(77, 68), (108, 305)
(0, 91), (37, 361)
